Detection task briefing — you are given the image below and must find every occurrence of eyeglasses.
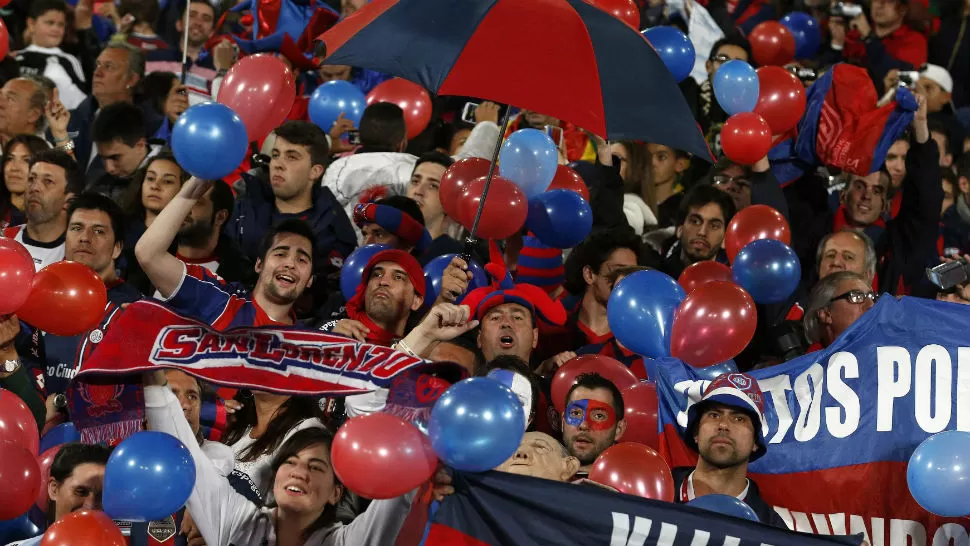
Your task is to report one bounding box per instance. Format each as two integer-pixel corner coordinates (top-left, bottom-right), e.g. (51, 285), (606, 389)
(710, 54), (732, 64)
(712, 174), (751, 190)
(829, 289), (879, 305)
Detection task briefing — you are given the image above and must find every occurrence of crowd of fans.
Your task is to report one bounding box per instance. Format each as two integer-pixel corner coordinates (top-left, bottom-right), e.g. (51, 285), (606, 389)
(0, 0), (967, 543)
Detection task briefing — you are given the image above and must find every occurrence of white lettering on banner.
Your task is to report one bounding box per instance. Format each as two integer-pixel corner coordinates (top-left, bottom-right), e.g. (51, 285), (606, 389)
(958, 349), (970, 432)
(876, 346), (911, 432)
(760, 375), (794, 443)
(914, 345), (951, 433)
(825, 352), (861, 438)
(611, 512), (651, 546)
(793, 363), (825, 441)
(676, 380), (711, 428)
(772, 509), (970, 546)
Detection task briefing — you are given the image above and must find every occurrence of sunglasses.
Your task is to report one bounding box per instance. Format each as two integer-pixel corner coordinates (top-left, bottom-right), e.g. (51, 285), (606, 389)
(829, 289), (879, 305)
(712, 174), (751, 190)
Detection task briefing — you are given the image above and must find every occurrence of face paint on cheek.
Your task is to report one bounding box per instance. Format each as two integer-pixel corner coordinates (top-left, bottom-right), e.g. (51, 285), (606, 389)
(564, 399), (617, 431)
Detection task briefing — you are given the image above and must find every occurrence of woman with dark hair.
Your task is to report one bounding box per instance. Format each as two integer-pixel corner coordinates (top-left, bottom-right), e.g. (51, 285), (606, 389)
(6, 442), (113, 546)
(609, 140), (658, 235)
(121, 150), (188, 251)
(0, 134), (50, 229)
(141, 72), (188, 142)
(143, 371), (452, 546)
(221, 390), (327, 502)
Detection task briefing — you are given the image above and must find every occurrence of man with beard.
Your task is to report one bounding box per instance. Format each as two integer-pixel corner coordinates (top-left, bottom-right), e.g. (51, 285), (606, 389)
(136, 177), (315, 328)
(674, 372), (788, 528)
(3, 149), (83, 270)
(147, 0), (218, 70)
(560, 373), (627, 478)
(658, 185), (736, 278)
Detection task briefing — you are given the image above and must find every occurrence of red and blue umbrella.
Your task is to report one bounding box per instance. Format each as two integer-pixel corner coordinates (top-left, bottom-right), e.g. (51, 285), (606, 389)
(317, 0), (713, 160)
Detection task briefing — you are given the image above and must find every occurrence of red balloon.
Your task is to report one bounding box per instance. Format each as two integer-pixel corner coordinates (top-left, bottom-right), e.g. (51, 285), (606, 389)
(332, 413), (438, 499)
(17, 261), (107, 336)
(216, 54), (296, 142)
(724, 204), (792, 262)
(548, 165), (590, 201)
(754, 66), (806, 134)
(749, 21), (796, 67)
(721, 112), (772, 165)
(589, 442), (674, 500)
(440, 157), (491, 219)
(40, 510), (126, 546)
(36, 445), (63, 512)
(0, 20), (8, 58)
(0, 238), (34, 313)
(457, 176), (528, 239)
(588, 0), (640, 28)
(621, 383), (659, 450)
(0, 442), (41, 519)
(670, 281), (757, 367)
(0, 388), (40, 456)
(678, 261), (734, 293)
(551, 354), (639, 412)
(366, 78), (433, 140)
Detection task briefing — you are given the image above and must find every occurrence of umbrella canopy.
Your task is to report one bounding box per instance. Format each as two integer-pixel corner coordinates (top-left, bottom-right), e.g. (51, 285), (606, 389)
(318, 0), (713, 160)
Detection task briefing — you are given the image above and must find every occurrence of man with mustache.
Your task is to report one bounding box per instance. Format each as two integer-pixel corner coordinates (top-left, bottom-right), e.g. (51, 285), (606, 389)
(658, 185), (736, 279)
(674, 372), (788, 528)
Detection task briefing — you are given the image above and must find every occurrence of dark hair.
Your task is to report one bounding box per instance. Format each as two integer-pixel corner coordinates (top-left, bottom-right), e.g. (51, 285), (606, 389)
(210, 179), (235, 224)
(414, 150), (454, 172)
(359, 102), (407, 151)
(676, 184), (736, 227)
(709, 35), (753, 64)
(122, 150), (188, 220)
(565, 372), (625, 417)
(269, 428), (341, 538)
(375, 195), (425, 226)
(223, 392), (327, 463)
(119, 0), (160, 25)
(50, 442), (112, 483)
(67, 192), (127, 245)
(92, 102), (147, 147)
(274, 121), (331, 175)
(482, 355), (540, 425)
(30, 148), (85, 196)
(928, 119), (951, 153)
(0, 134), (50, 223)
(563, 228), (641, 294)
(141, 72), (178, 117)
(255, 218), (317, 265)
(29, 0), (68, 19)
(185, 0), (219, 20)
(956, 152), (970, 180)
(615, 141), (652, 196)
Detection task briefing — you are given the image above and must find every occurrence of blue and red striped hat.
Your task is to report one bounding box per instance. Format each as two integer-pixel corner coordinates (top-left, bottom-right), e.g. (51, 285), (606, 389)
(515, 235), (564, 294)
(354, 202), (432, 254)
(463, 241), (566, 326)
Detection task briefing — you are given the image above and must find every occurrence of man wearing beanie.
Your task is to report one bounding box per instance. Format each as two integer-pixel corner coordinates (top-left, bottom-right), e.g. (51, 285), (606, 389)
(675, 373), (788, 529)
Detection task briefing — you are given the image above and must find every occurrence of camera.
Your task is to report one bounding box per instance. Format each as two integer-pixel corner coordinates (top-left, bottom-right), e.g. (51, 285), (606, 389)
(927, 258), (970, 291)
(461, 102), (479, 124)
(830, 2), (864, 17)
(788, 66), (818, 84)
(347, 129), (361, 146)
(897, 70), (920, 88)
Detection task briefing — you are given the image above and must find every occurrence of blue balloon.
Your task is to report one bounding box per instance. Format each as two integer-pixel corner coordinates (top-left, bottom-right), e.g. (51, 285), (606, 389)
(731, 239), (801, 304)
(0, 515), (40, 543)
(526, 189), (593, 248)
(713, 60), (760, 115)
(340, 244), (391, 300)
(781, 12), (822, 59)
(172, 102), (248, 180)
(498, 129), (559, 199)
(308, 80), (367, 133)
(695, 359), (739, 380)
(607, 270), (686, 359)
(687, 494), (760, 521)
(642, 26), (696, 83)
(423, 253), (488, 304)
(103, 431), (196, 522)
(428, 377), (525, 472)
(39, 422), (80, 453)
(908, 431), (970, 517)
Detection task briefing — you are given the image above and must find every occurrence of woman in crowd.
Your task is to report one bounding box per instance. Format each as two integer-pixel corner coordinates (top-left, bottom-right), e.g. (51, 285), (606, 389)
(609, 140), (658, 235)
(221, 390), (328, 502)
(6, 443), (113, 546)
(144, 371), (450, 546)
(141, 71), (189, 142)
(0, 135), (51, 229)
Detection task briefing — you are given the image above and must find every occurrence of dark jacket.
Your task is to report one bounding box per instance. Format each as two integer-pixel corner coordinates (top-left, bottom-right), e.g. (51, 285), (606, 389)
(672, 466), (789, 529)
(929, 13), (970, 109)
(123, 233), (257, 297)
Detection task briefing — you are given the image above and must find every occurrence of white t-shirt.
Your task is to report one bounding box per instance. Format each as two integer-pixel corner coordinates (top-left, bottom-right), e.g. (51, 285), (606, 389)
(228, 418), (325, 499)
(3, 225), (64, 271)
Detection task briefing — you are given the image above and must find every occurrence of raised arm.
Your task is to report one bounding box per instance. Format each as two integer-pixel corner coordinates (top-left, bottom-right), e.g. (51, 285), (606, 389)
(134, 178), (213, 298)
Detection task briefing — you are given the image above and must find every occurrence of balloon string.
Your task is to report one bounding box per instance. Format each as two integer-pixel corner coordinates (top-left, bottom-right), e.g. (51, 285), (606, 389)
(460, 104), (513, 262)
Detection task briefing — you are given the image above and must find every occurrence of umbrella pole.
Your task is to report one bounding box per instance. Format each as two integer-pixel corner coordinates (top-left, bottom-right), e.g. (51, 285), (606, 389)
(180, 0), (191, 84)
(460, 105), (513, 263)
